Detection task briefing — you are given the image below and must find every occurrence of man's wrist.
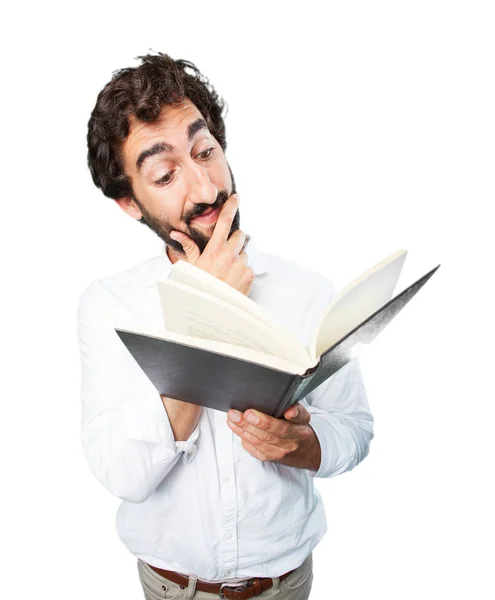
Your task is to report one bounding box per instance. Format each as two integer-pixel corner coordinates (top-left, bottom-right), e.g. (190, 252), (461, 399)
(279, 424), (321, 472)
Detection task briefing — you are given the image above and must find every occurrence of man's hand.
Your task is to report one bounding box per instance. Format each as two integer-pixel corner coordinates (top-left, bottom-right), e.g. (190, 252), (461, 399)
(169, 194), (254, 296)
(226, 403), (321, 472)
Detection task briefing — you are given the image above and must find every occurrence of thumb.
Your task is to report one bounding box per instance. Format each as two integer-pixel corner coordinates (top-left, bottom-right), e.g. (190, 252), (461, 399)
(284, 403), (311, 425)
(169, 231), (201, 264)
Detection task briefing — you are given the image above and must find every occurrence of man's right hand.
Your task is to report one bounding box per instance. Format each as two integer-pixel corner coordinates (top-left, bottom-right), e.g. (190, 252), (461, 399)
(169, 194), (254, 296)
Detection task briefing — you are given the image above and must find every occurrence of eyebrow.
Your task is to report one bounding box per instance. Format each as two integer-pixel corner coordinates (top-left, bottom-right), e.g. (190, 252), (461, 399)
(136, 118), (209, 173)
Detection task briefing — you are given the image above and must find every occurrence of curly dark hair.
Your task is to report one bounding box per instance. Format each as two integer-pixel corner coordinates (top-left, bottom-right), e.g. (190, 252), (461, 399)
(86, 51), (228, 202)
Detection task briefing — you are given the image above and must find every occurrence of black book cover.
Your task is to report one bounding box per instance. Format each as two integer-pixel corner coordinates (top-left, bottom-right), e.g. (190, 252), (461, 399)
(116, 264), (440, 418)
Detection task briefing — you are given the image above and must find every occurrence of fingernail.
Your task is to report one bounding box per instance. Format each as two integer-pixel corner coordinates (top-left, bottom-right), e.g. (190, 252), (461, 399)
(246, 413), (258, 425)
(229, 410), (242, 422)
(293, 408), (298, 417)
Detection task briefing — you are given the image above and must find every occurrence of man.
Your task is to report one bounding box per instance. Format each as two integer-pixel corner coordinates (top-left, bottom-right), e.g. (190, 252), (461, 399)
(79, 52), (374, 600)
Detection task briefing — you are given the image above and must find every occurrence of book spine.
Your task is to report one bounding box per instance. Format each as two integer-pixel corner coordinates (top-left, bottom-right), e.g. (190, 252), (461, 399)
(272, 376), (301, 419)
(291, 375), (319, 404)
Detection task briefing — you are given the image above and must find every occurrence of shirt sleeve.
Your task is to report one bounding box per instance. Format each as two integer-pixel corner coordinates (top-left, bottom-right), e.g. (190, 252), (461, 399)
(77, 280), (199, 503)
(300, 355), (374, 479)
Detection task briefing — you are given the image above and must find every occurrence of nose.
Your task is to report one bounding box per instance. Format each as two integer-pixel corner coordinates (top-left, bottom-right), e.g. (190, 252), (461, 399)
(185, 160), (217, 206)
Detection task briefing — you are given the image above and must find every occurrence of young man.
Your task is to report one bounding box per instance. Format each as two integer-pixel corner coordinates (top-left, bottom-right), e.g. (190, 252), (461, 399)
(80, 52), (374, 600)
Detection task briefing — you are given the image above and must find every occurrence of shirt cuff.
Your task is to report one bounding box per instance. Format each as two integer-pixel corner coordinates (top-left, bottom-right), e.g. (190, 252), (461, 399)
(118, 399), (200, 465)
(306, 411), (328, 478)
(176, 424), (200, 464)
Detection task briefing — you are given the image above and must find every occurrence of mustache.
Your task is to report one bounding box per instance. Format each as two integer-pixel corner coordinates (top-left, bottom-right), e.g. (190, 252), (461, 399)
(185, 190), (230, 224)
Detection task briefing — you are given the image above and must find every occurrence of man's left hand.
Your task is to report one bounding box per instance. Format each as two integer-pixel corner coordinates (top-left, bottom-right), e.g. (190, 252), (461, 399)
(226, 403), (321, 472)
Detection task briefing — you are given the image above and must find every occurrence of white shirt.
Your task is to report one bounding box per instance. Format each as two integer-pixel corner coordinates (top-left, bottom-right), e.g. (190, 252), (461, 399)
(77, 236), (374, 581)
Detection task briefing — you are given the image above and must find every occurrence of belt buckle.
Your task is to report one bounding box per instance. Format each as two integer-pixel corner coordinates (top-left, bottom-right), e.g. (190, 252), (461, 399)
(219, 580), (252, 599)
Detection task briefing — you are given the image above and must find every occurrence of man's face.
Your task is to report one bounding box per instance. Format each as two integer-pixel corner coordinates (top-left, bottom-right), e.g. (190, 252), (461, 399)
(117, 99), (239, 255)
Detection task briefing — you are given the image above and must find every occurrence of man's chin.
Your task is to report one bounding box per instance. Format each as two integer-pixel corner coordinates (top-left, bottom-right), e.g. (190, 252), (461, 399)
(167, 209), (240, 256)
(166, 237), (189, 256)
(185, 228), (211, 254)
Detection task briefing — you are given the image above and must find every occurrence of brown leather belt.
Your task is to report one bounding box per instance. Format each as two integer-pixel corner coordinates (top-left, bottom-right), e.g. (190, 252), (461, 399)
(147, 563), (295, 599)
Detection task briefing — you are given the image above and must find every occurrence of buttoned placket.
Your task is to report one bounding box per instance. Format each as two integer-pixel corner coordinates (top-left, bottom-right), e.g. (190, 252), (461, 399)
(215, 410), (238, 579)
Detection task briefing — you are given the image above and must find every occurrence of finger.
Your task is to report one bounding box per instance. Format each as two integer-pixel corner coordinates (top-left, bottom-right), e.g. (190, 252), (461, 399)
(236, 251), (249, 267)
(225, 229), (246, 256)
(228, 409), (292, 442)
(169, 231), (201, 263)
(240, 438), (272, 462)
(240, 437), (293, 463)
(283, 403), (311, 425)
(227, 419), (298, 454)
(209, 194), (240, 247)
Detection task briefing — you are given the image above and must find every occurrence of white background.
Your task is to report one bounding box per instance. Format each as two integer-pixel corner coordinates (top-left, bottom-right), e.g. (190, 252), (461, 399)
(1, 1), (493, 598)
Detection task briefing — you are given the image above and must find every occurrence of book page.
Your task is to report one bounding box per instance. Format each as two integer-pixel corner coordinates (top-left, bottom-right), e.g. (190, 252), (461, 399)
(166, 260), (304, 348)
(309, 249), (408, 359)
(158, 280), (312, 368)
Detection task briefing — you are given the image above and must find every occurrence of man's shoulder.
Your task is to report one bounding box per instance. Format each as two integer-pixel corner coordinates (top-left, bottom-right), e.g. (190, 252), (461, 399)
(78, 252), (164, 310)
(255, 245), (336, 297)
(252, 246), (338, 341)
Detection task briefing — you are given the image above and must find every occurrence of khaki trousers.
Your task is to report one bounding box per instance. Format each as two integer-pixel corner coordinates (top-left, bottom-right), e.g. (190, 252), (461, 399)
(137, 553), (313, 600)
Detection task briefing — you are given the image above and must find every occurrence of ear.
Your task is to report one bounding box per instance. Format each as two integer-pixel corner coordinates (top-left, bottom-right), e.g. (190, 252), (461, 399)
(114, 196), (143, 220)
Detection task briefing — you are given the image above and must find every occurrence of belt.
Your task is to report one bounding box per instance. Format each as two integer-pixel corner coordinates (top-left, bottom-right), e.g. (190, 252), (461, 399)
(147, 564), (295, 599)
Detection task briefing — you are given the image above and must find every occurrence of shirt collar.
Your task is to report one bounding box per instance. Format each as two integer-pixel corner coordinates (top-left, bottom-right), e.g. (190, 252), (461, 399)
(143, 234), (269, 287)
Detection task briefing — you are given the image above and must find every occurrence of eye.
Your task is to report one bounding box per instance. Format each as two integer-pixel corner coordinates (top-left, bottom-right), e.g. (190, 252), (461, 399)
(155, 171), (174, 186)
(197, 147), (215, 160)
(154, 147), (215, 187)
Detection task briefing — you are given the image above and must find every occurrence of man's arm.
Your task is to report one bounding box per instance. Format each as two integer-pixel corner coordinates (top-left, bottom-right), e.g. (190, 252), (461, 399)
(300, 356), (374, 478)
(78, 281), (200, 504)
(160, 396), (202, 441)
(278, 409), (322, 471)
(226, 403), (321, 470)
(78, 195), (254, 502)
(226, 356), (374, 478)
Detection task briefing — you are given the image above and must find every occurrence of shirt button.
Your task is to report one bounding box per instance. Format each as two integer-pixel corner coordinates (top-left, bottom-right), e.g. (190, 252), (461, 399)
(223, 532), (232, 541)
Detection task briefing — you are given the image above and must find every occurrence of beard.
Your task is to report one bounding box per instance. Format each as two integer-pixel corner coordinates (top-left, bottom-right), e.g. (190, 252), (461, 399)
(132, 165), (240, 255)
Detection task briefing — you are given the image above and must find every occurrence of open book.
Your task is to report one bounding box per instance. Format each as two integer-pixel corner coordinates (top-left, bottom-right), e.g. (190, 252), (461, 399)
(116, 250), (440, 418)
